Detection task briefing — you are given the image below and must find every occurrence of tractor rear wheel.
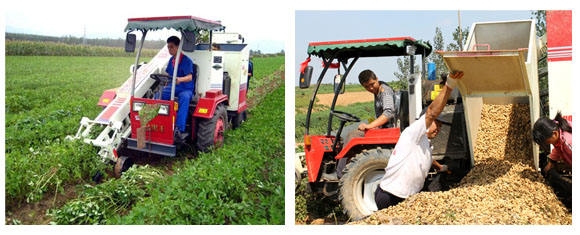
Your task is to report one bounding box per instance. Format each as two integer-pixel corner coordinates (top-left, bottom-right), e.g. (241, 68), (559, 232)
(232, 110), (247, 129)
(196, 104), (228, 152)
(114, 156), (134, 178)
(339, 147), (391, 221)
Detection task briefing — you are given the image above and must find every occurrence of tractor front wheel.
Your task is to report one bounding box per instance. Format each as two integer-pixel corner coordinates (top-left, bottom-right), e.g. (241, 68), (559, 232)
(196, 104), (228, 152)
(295, 168), (302, 191)
(339, 147), (392, 221)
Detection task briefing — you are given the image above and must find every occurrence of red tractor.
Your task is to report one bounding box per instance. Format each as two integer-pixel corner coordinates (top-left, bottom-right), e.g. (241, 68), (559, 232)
(70, 16), (250, 177)
(296, 37), (471, 220)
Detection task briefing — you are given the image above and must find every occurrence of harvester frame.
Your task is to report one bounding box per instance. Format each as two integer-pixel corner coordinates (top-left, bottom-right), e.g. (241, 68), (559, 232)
(69, 16), (250, 177)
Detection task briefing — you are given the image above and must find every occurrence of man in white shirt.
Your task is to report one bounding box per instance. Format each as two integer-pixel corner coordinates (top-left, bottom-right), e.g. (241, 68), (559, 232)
(374, 71), (463, 210)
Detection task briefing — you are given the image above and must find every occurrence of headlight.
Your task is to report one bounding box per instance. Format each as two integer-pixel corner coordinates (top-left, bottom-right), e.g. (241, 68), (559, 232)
(133, 102), (144, 112)
(158, 104), (170, 115)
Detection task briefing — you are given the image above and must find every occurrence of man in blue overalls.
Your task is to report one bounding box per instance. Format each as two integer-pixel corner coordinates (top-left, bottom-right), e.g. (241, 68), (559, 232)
(162, 36), (195, 142)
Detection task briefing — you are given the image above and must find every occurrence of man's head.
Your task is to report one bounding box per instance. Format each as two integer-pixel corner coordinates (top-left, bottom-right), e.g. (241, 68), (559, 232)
(420, 107), (449, 139)
(358, 69), (380, 95)
(427, 120), (443, 139)
(167, 36), (180, 56)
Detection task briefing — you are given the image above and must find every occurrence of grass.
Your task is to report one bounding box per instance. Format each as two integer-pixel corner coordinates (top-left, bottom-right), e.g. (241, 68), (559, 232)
(107, 85), (285, 224)
(251, 56), (285, 81)
(295, 83), (367, 95)
(295, 101), (375, 143)
(5, 55), (284, 219)
(5, 56), (146, 207)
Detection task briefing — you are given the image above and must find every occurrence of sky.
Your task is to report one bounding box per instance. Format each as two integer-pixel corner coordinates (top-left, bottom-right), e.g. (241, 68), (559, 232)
(295, 10), (536, 85)
(4, 0), (285, 53)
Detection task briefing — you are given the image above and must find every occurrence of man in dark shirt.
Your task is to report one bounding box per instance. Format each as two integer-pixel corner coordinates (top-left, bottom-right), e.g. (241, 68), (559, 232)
(337, 69), (396, 178)
(247, 59), (253, 90)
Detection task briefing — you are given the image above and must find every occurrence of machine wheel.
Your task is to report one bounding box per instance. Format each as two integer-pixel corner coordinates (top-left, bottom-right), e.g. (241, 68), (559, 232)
(295, 168), (302, 191)
(196, 104), (228, 152)
(232, 110), (247, 129)
(339, 147), (392, 221)
(114, 156), (134, 178)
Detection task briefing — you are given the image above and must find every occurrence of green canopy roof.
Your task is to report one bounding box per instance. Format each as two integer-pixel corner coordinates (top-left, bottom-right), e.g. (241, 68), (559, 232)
(307, 37), (432, 60)
(124, 16), (224, 32)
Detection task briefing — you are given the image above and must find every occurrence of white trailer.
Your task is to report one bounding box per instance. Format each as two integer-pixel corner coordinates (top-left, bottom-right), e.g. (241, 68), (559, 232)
(440, 19), (541, 169)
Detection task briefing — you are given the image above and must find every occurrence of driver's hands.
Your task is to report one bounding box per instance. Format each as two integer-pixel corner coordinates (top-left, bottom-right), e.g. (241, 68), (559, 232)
(446, 71), (464, 89)
(358, 123), (371, 131)
(175, 77), (182, 84)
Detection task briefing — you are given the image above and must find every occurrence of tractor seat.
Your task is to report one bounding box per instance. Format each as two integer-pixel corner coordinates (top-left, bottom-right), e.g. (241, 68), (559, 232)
(189, 64), (200, 108)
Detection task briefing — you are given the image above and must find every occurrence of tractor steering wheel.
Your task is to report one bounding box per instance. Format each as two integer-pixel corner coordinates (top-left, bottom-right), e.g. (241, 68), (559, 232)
(331, 110), (360, 123)
(150, 74), (172, 84)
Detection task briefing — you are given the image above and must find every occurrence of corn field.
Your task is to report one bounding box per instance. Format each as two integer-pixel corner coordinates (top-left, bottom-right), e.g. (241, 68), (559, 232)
(5, 40), (158, 57)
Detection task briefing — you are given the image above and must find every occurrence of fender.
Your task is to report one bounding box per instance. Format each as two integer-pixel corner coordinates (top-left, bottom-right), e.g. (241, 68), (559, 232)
(334, 128), (400, 160)
(97, 88), (118, 108)
(304, 128), (401, 182)
(304, 135), (335, 182)
(237, 82), (248, 113)
(194, 89), (228, 119)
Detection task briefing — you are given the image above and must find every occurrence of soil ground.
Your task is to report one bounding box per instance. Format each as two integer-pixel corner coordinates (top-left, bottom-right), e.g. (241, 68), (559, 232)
(315, 91), (373, 107)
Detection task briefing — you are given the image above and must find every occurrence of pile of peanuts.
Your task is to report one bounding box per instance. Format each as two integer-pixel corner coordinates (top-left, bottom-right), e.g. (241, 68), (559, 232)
(353, 104), (571, 225)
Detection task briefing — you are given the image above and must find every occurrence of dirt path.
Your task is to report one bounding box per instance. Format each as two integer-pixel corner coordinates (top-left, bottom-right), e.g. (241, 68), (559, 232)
(247, 69), (284, 109)
(316, 91), (373, 107)
(5, 182), (81, 225)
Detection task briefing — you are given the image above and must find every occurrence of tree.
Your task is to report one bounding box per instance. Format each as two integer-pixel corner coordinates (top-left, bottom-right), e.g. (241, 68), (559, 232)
(196, 31), (210, 44)
(446, 26), (470, 52)
(532, 10), (549, 116)
(429, 27), (448, 76)
(532, 10), (547, 37)
(393, 56), (420, 90)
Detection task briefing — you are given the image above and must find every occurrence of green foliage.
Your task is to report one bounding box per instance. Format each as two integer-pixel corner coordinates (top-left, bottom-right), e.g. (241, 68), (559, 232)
(247, 56), (285, 102)
(48, 166), (164, 225)
(6, 32), (167, 49)
(6, 55), (284, 225)
(532, 10), (547, 37)
(5, 40), (158, 57)
(446, 26), (470, 52)
(429, 27), (448, 76)
(138, 104), (161, 126)
(295, 101), (374, 142)
(112, 86), (285, 225)
(250, 56), (285, 81)
(393, 57), (420, 89)
(5, 56), (149, 206)
(6, 140), (106, 206)
(531, 10), (549, 116)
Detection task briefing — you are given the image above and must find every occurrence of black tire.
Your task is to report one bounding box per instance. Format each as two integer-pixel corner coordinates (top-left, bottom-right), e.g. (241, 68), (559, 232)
(196, 104), (228, 152)
(339, 147), (392, 221)
(232, 110), (246, 129)
(114, 156), (134, 178)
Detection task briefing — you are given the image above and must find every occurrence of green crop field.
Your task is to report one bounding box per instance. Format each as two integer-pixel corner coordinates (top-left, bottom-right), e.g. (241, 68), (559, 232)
(294, 84), (378, 143)
(5, 55), (285, 225)
(5, 40), (159, 57)
(5, 56), (147, 208)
